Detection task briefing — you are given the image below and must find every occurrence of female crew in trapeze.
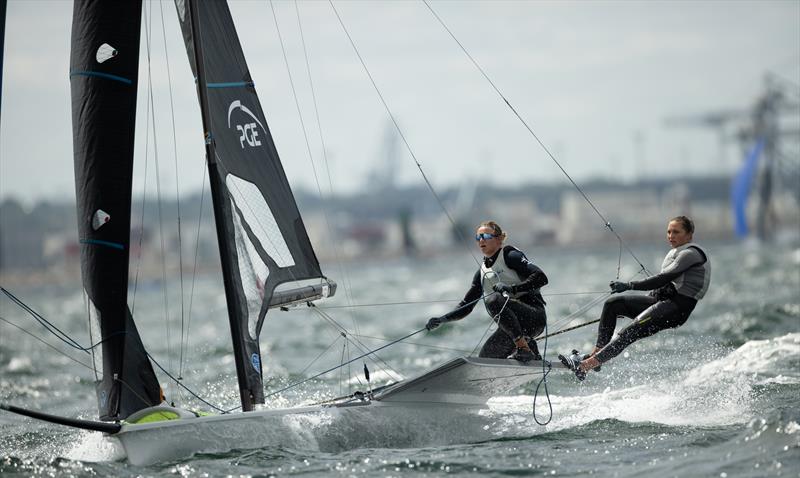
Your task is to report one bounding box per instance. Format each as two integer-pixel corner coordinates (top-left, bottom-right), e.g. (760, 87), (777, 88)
(559, 215), (711, 380)
(425, 221), (549, 362)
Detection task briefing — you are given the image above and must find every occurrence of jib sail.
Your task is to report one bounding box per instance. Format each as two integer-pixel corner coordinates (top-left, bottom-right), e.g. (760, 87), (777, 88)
(176, 0), (333, 411)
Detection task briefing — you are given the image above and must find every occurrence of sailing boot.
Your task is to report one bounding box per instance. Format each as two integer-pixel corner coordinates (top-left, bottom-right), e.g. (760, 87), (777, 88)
(508, 336), (537, 363)
(558, 349), (587, 381)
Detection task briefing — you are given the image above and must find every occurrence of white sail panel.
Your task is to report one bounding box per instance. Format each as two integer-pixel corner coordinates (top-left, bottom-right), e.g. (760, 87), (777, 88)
(226, 174), (295, 268)
(176, 0), (186, 22)
(229, 196), (269, 338)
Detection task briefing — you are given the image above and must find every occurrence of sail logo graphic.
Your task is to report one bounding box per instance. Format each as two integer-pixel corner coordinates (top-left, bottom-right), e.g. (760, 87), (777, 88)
(251, 353), (261, 371)
(228, 100), (265, 149)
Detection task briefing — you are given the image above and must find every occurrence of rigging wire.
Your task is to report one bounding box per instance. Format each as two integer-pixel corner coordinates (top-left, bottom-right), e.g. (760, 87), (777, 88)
(0, 316), (93, 372)
(142, 0), (177, 401)
(1, 288), (230, 414)
(270, 2), (633, 407)
(130, 6), (154, 319)
(299, 290), (610, 310)
(255, 327), (427, 408)
(156, 0), (188, 381)
(145, 352), (229, 414)
(292, 0), (361, 338)
(327, 0), (480, 267)
(184, 166), (208, 378)
(545, 292), (612, 336)
(348, 333), (472, 354)
(421, 0), (650, 277)
(270, 0), (361, 340)
(311, 305), (404, 381)
(297, 333), (344, 379)
(1, 288), (87, 352)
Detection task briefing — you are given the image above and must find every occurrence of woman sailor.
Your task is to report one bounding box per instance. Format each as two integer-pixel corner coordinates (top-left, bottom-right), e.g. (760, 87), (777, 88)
(560, 215), (711, 380)
(426, 221), (549, 362)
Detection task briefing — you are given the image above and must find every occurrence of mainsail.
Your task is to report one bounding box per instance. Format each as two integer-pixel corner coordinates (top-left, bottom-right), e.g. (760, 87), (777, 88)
(176, 0), (333, 411)
(69, 0), (161, 420)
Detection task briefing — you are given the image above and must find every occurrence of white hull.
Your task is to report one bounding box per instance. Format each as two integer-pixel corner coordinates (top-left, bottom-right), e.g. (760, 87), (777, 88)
(117, 400), (481, 465)
(116, 357), (560, 465)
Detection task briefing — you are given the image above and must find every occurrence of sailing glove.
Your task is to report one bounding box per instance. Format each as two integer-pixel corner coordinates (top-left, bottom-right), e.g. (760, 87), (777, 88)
(492, 282), (514, 295)
(609, 281), (632, 293)
(426, 316), (444, 330)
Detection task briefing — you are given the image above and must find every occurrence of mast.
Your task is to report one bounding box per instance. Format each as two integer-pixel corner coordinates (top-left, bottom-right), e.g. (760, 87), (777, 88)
(185, 0), (258, 411)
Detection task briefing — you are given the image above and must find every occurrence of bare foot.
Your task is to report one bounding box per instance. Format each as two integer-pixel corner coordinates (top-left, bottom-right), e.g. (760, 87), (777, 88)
(579, 356), (601, 372)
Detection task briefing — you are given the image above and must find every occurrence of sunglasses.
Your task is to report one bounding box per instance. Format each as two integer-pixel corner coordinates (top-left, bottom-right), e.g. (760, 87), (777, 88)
(475, 233), (499, 241)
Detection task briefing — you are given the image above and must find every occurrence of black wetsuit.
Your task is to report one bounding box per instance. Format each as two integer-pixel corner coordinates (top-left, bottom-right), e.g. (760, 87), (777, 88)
(594, 245), (709, 364)
(443, 246), (548, 359)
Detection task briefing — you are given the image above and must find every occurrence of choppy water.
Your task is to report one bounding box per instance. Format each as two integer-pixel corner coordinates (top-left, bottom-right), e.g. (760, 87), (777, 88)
(1, 241), (799, 477)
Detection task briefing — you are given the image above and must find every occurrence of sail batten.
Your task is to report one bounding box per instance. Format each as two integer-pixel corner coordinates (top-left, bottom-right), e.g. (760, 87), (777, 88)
(177, 0), (332, 411)
(69, 70), (134, 84)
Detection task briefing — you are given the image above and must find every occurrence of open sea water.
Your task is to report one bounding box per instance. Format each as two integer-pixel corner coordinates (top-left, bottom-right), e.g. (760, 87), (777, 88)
(1, 240), (798, 477)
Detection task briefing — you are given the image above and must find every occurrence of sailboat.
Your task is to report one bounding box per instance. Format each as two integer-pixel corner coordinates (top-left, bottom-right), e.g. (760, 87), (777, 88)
(0, 0), (561, 465)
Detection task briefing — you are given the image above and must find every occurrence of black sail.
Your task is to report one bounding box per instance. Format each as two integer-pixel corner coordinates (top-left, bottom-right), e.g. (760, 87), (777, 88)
(70, 0), (161, 421)
(176, 1), (328, 410)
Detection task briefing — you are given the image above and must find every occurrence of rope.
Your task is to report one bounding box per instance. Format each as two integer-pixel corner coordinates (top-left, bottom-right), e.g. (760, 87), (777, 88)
(532, 317), (552, 425)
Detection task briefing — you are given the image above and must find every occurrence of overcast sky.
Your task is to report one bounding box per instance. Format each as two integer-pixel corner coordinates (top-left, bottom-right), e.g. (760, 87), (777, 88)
(1, 0), (798, 205)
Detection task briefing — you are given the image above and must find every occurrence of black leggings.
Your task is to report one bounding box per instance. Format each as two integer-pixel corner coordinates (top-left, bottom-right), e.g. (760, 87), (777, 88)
(594, 294), (695, 363)
(479, 294), (547, 359)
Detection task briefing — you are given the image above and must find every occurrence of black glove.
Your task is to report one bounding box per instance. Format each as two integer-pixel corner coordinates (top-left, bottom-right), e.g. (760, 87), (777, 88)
(492, 282), (514, 295)
(609, 281), (632, 293)
(426, 316), (444, 330)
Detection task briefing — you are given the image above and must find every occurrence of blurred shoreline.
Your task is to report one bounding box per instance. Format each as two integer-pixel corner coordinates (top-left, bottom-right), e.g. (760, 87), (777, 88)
(2, 174), (798, 288)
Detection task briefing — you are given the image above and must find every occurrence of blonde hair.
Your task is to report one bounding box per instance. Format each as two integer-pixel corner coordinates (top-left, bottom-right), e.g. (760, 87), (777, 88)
(477, 220), (507, 241)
